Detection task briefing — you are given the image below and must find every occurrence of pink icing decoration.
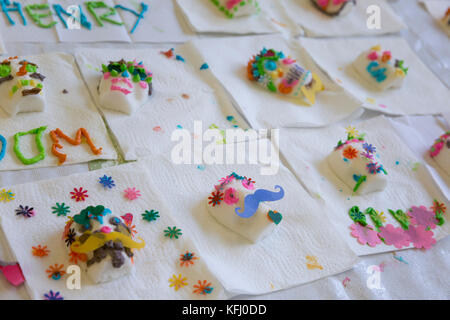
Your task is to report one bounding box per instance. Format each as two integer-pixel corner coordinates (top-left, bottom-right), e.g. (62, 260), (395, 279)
(103, 72), (111, 80)
(408, 206), (438, 230)
(110, 85), (132, 95)
(335, 138), (364, 150)
(225, 0), (243, 10)
(242, 178), (255, 190)
(317, 0), (329, 7)
(378, 224), (410, 249)
(111, 77), (133, 88)
(224, 187), (239, 205)
(404, 225), (436, 250)
(282, 58), (296, 65)
(0, 264), (25, 286)
(281, 77), (299, 88)
(333, 0), (349, 4)
(350, 223), (381, 247)
(100, 226), (112, 234)
(139, 81), (148, 89)
(367, 51), (379, 61)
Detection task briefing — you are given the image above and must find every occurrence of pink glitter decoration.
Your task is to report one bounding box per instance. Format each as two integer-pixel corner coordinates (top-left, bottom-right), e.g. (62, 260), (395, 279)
(350, 223), (381, 247)
(224, 187), (239, 205)
(408, 206), (438, 230)
(226, 0), (244, 10)
(110, 85), (132, 95)
(124, 187), (141, 201)
(405, 225), (436, 250)
(378, 224), (410, 249)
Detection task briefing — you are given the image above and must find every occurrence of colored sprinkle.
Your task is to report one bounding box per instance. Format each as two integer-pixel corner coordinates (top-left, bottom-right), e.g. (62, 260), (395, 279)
(200, 63), (209, 70)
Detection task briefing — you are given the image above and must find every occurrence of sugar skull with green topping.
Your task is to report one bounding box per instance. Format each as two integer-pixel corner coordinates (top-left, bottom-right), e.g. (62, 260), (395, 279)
(0, 56), (46, 116)
(98, 59), (153, 115)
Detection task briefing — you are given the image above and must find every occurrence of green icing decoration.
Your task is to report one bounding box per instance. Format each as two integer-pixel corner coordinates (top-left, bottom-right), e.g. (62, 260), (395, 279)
(25, 4), (57, 29)
(388, 209), (410, 230)
(13, 126), (47, 165)
(86, 1), (123, 27)
(26, 64), (37, 73)
(353, 175), (366, 193)
(365, 207), (383, 230)
(0, 64), (11, 77)
(349, 206), (367, 226)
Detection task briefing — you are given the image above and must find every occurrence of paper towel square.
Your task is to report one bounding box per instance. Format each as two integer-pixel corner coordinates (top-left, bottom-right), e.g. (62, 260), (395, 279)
(0, 162), (227, 299)
(388, 115), (449, 201)
(280, 0), (406, 37)
(421, 0), (450, 36)
(49, 0), (131, 43)
(0, 0), (59, 43)
(188, 35), (363, 129)
(114, 0), (194, 43)
(300, 37), (450, 116)
(138, 147), (359, 295)
(0, 34), (5, 54)
(75, 44), (250, 161)
(0, 52), (116, 171)
(176, 0), (283, 35)
(278, 115), (450, 256)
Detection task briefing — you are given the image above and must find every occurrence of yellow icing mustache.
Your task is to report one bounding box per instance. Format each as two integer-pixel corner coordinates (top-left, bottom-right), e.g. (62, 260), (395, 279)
(70, 231), (145, 254)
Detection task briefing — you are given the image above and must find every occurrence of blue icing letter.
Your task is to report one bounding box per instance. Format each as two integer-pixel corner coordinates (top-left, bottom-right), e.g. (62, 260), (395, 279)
(53, 4), (92, 30)
(0, 134), (6, 162)
(367, 61), (387, 83)
(235, 186), (285, 219)
(114, 2), (148, 34)
(0, 0), (27, 25)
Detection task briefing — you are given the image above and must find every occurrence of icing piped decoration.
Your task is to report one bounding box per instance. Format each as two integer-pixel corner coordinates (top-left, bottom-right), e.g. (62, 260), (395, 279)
(210, 0), (260, 19)
(50, 128), (103, 164)
(247, 48), (324, 105)
(353, 45), (408, 91)
(13, 126), (47, 165)
(98, 59), (153, 114)
(311, 0), (356, 17)
(0, 134), (6, 162)
(53, 4), (92, 30)
(114, 2), (148, 34)
(0, 57), (46, 116)
(206, 172), (284, 243)
(86, 1), (123, 26)
(24, 4), (57, 28)
(0, 0), (27, 26)
(235, 186), (285, 218)
(70, 232), (145, 254)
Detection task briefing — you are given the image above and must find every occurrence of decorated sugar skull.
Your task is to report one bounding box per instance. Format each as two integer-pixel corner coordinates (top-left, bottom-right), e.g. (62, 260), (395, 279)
(206, 172), (285, 243)
(327, 129), (388, 194)
(212, 0), (260, 18)
(99, 59), (153, 115)
(247, 48), (324, 105)
(311, 0), (356, 16)
(0, 56), (45, 116)
(353, 45), (408, 91)
(63, 205), (145, 284)
(429, 131), (450, 176)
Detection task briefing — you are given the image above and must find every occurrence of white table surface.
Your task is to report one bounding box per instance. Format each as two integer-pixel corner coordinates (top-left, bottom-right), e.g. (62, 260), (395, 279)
(0, 0), (449, 300)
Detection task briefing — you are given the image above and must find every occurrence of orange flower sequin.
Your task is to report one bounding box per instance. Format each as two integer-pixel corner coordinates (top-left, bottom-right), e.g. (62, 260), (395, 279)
(32, 245), (50, 257)
(46, 264), (66, 280)
(343, 146), (358, 159)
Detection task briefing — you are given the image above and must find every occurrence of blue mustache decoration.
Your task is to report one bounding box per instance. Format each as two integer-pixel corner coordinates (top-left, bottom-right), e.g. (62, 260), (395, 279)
(235, 186), (285, 218)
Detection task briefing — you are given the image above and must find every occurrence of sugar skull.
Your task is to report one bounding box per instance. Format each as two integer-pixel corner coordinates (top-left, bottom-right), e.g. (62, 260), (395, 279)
(247, 48), (324, 105)
(327, 131), (388, 194)
(206, 172), (285, 243)
(0, 56), (46, 116)
(212, 0), (260, 18)
(98, 59), (153, 115)
(311, 0), (356, 16)
(429, 131), (450, 176)
(352, 45), (408, 91)
(64, 205), (145, 284)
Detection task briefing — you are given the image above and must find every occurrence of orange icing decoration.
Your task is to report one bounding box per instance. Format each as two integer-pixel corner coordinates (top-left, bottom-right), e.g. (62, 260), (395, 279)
(247, 57), (256, 81)
(16, 61), (28, 76)
(50, 128), (103, 164)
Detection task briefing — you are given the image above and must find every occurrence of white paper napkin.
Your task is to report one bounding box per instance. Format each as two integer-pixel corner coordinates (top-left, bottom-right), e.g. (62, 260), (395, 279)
(75, 44), (250, 161)
(49, 0), (131, 43)
(0, 34), (5, 54)
(388, 115), (450, 201)
(188, 35), (363, 129)
(0, 52), (117, 171)
(113, 0), (194, 43)
(138, 146), (359, 296)
(300, 37), (450, 116)
(280, 0), (406, 37)
(278, 115), (450, 256)
(421, 0), (450, 36)
(0, 161), (227, 299)
(176, 0), (283, 35)
(0, 0), (59, 43)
